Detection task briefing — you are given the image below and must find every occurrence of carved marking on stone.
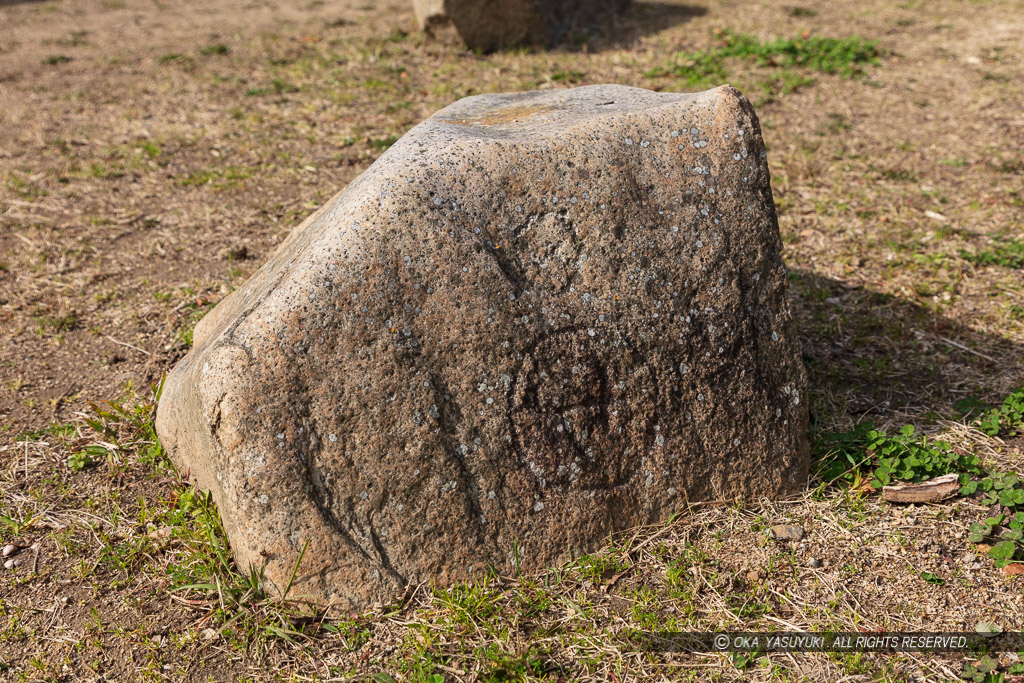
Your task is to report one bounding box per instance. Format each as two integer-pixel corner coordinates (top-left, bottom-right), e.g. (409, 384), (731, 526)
(508, 329), (657, 489)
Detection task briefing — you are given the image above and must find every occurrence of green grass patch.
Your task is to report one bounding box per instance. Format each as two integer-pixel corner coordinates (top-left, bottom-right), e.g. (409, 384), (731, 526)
(646, 30), (881, 88)
(960, 238), (1024, 269)
(200, 43), (230, 56)
(175, 299), (215, 347)
(34, 310), (78, 335)
(174, 165), (252, 190)
(550, 69), (585, 83)
(5, 172), (47, 200)
(572, 549), (629, 583)
(367, 134), (400, 151)
(756, 69), (817, 104)
(245, 78), (299, 97)
(136, 140), (162, 159)
(62, 383), (325, 652)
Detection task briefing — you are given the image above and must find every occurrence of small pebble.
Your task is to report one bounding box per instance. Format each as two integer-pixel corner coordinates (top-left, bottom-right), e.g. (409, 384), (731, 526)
(4, 559), (21, 570)
(2, 544), (18, 558)
(808, 557), (823, 568)
(771, 524), (805, 542)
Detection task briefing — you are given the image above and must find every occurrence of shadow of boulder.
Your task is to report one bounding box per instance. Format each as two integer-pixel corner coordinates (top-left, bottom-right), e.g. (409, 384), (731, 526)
(569, 1), (708, 51)
(791, 270), (1024, 430)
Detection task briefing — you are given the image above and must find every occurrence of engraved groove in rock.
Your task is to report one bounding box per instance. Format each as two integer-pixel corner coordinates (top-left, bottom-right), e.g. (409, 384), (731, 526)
(508, 329), (657, 489)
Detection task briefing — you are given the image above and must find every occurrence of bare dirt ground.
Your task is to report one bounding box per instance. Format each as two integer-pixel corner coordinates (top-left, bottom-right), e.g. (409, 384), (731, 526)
(1, 0), (1023, 680)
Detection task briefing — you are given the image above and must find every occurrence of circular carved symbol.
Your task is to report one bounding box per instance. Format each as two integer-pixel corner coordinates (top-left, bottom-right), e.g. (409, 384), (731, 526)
(508, 329), (657, 489)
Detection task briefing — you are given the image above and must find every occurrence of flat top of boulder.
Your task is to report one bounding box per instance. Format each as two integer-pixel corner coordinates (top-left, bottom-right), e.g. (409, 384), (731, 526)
(436, 85), (695, 135)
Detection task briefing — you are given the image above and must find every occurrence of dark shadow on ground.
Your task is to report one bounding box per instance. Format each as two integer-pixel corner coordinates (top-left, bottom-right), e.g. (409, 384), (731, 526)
(791, 270), (1024, 432)
(565, 2), (708, 52)
(0, 0), (49, 6)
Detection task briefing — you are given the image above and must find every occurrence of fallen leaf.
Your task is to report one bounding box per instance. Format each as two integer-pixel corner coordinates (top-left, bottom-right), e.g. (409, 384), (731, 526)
(976, 621), (1003, 636)
(1002, 563), (1024, 577)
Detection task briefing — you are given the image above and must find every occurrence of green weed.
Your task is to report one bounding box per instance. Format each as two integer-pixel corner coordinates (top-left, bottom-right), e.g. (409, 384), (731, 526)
(815, 422), (980, 487)
(66, 449), (97, 472)
(818, 388), (1024, 569)
(957, 389), (1024, 437)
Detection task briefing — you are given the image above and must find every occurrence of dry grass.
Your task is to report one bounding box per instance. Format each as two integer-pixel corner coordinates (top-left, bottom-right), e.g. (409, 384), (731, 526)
(1, 0), (1023, 679)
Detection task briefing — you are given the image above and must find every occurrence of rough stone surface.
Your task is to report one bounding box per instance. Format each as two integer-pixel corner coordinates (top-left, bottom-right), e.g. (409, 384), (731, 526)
(155, 84), (809, 609)
(412, 0), (631, 51)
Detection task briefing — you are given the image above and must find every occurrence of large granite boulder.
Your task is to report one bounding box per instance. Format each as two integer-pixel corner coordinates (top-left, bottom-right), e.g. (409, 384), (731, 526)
(156, 84), (809, 609)
(412, 0), (631, 51)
